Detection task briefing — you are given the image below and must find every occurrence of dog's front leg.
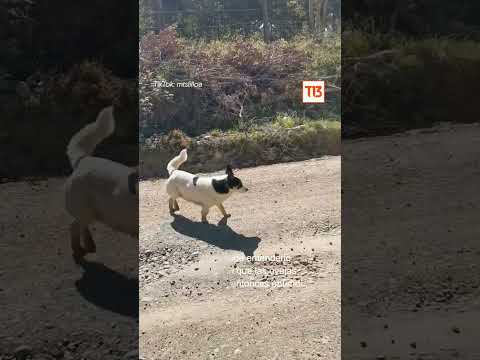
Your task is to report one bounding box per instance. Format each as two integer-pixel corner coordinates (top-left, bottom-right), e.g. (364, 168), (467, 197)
(70, 221), (86, 263)
(217, 204), (231, 218)
(169, 198), (180, 215)
(82, 227), (96, 253)
(173, 199), (180, 211)
(201, 207), (210, 223)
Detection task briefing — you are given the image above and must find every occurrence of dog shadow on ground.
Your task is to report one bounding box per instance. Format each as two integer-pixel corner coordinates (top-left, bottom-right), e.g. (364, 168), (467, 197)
(170, 214), (261, 257)
(75, 259), (138, 318)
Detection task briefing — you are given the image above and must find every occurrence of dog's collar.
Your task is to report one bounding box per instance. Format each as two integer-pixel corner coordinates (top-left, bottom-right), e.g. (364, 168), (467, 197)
(193, 176), (199, 186)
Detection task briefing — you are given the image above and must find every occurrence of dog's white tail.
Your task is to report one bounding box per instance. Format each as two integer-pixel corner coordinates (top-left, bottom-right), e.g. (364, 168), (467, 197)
(167, 149), (188, 175)
(67, 106), (115, 168)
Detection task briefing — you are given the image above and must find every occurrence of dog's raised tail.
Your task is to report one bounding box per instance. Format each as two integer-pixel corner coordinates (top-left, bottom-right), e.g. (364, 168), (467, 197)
(67, 106), (115, 169)
(167, 149), (188, 175)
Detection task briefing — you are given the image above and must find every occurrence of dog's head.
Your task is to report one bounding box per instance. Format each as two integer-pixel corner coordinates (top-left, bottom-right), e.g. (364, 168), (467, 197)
(226, 165), (248, 193)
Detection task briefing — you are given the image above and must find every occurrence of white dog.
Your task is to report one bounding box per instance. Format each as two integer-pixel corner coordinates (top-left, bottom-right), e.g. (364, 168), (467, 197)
(64, 106), (138, 262)
(166, 149), (248, 223)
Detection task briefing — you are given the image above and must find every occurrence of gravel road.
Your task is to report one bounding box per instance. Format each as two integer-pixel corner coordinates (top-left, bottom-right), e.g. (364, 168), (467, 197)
(0, 178), (138, 360)
(343, 123), (480, 359)
(139, 157), (341, 360)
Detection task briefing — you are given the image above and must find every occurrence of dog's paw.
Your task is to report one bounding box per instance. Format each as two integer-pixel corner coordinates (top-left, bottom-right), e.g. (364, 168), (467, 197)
(225, 213), (232, 218)
(84, 244), (96, 253)
(72, 249), (86, 264)
(218, 217), (229, 226)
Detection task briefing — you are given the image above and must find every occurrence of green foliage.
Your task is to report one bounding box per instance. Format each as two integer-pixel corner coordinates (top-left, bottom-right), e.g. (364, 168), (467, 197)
(1, 62), (137, 178)
(274, 115), (297, 129)
(140, 28), (341, 138)
(1, 1), (138, 79)
(343, 0), (480, 36)
(141, 119), (340, 177)
(343, 34), (480, 136)
(273, 114), (340, 131)
(1, 1), (138, 178)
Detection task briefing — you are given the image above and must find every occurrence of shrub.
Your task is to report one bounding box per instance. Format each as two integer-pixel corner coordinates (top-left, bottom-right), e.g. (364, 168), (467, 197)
(342, 34), (480, 136)
(139, 28), (341, 137)
(140, 119), (341, 179)
(1, 61), (137, 179)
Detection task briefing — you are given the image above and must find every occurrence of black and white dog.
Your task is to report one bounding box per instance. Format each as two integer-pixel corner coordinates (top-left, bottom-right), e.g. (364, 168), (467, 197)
(166, 149), (248, 223)
(64, 106), (138, 262)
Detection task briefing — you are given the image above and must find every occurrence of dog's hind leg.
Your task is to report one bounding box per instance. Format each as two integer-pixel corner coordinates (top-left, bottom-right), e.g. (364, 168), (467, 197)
(217, 204), (231, 218)
(82, 226), (96, 253)
(201, 206), (210, 223)
(70, 221), (86, 263)
(173, 199), (180, 211)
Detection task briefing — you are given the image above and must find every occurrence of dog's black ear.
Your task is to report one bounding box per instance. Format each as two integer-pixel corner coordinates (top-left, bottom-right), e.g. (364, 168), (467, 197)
(226, 165), (234, 177)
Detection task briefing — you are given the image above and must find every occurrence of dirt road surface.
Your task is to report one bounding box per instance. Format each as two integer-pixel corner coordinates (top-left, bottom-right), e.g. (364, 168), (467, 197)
(0, 179), (138, 359)
(343, 123), (480, 359)
(139, 157), (341, 360)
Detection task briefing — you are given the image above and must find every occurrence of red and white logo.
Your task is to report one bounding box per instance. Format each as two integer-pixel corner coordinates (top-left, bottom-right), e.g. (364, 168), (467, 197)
(302, 80), (325, 103)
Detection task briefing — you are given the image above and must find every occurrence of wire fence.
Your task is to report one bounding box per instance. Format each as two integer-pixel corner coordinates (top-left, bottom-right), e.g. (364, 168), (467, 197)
(144, 7), (339, 40)
(140, 5), (341, 136)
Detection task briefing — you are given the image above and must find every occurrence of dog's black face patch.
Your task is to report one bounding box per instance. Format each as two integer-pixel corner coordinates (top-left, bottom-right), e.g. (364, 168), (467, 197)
(212, 176), (244, 194)
(212, 178), (229, 194)
(228, 176), (243, 189)
(212, 165), (246, 194)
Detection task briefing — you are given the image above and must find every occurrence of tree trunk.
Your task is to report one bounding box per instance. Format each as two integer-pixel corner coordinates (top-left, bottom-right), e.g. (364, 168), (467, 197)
(151, 0), (162, 31)
(261, 0), (272, 42)
(318, 0), (329, 32)
(308, 0), (315, 33)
